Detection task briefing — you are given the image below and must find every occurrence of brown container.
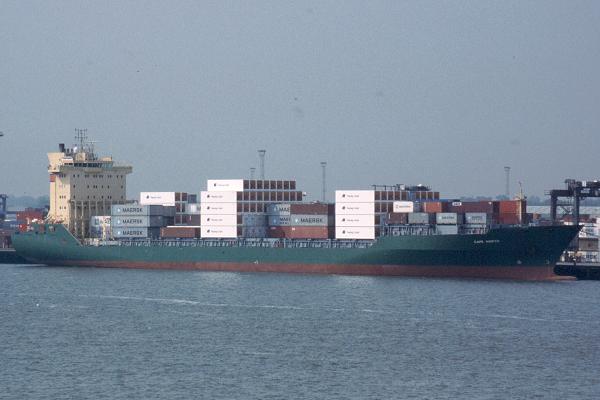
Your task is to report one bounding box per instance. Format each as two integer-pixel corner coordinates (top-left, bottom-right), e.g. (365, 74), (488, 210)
(16, 209), (45, 221)
(160, 226), (201, 238)
(289, 203), (329, 215)
(268, 226), (331, 239)
(386, 212), (408, 224)
(497, 213), (520, 225)
(449, 201), (495, 214)
(422, 201), (449, 213)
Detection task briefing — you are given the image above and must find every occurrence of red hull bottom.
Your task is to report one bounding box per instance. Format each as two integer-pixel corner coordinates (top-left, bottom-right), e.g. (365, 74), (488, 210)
(43, 260), (569, 281)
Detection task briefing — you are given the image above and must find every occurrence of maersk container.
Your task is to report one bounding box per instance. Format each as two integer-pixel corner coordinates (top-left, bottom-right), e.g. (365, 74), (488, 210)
(201, 191), (238, 203)
(408, 212), (433, 225)
(112, 204), (166, 217)
(335, 202), (375, 215)
(465, 212), (488, 225)
(268, 215), (291, 226)
(112, 216), (165, 227)
(207, 179), (244, 192)
(202, 215), (238, 226)
(200, 225), (238, 238)
(436, 212), (464, 225)
(335, 226), (375, 240)
(112, 227), (161, 239)
(201, 202), (237, 215)
(335, 190), (375, 203)
(266, 203), (291, 215)
(436, 225), (459, 235)
(335, 214), (375, 226)
(290, 214), (329, 226)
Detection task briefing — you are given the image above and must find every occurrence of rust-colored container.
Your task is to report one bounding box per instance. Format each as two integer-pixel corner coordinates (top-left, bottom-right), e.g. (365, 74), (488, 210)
(422, 201), (449, 213)
(449, 201), (494, 214)
(386, 212), (408, 224)
(160, 227), (201, 238)
(268, 226), (331, 239)
(289, 203), (329, 215)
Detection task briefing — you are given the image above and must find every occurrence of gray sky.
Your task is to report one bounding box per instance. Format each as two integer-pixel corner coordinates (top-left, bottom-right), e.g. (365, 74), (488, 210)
(1, 1), (599, 200)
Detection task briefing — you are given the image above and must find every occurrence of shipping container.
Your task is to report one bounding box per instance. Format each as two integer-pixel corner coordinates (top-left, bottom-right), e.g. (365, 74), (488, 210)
(436, 213), (464, 225)
(160, 226), (201, 238)
(207, 179), (244, 192)
(200, 203), (237, 215)
(393, 201), (415, 213)
(268, 226), (331, 239)
(422, 201), (449, 213)
(200, 226), (238, 238)
(465, 212), (488, 225)
(385, 212), (408, 225)
(335, 226), (375, 240)
(436, 225), (459, 235)
(289, 203), (329, 215)
(112, 227), (161, 239)
(335, 214), (375, 226)
(112, 204), (174, 217)
(16, 209), (45, 221)
(201, 215), (238, 226)
(139, 192), (176, 206)
(408, 212), (434, 225)
(449, 201), (494, 214)
(201, 191), (238, 203)
(112, 215), (165, 228)
(497, 214), (521, 225)
(266, 203), (291, 215)
(335, 202), (375, 215)
(268, 215), (291, 226)
(335, 190), (375, 203)
(288, 214), (329, 226)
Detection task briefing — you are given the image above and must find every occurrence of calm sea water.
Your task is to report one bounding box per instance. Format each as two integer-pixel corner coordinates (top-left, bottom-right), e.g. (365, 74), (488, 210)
(1, 264), (599, 399)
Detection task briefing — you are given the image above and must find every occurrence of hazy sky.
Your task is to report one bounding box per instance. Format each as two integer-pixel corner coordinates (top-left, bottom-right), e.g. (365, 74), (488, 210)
(1, 1), (599, 200)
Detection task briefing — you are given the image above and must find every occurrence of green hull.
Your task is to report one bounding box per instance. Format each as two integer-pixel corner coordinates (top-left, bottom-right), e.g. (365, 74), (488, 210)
(11, 224), (579, 280)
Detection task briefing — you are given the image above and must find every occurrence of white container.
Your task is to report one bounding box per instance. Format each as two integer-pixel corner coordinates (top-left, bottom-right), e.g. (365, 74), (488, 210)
(201, 215), (238, 226)
(201, 226), (238, 238)
(207, 179), (244, 192)
(393, 201), (414, 213)
(436, 212), (464, 225)
(140, 192), (176, 206)
(465, 212), (488, 225)
(335, 226), (375, 240)
(335, 190), (375, 203)
(200, 191), (238, 203)
(335, 202), (375, 215)
(335, 214), (375, 226)
(200, 202), (237, 215)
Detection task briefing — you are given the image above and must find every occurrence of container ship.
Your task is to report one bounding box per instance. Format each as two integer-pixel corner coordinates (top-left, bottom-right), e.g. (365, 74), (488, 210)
(10, 138), (580, 279)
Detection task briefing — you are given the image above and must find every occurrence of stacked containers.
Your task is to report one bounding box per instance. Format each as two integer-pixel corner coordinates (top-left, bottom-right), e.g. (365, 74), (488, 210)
(267, 203), (332, 239)
(496, 199), (526, 225)
(201, 179), (305, 238)
(200, 190), (238, 238)
(335, 190), (375, 239)
(111, 204), (175, 239)
(435, 212), (463, 235)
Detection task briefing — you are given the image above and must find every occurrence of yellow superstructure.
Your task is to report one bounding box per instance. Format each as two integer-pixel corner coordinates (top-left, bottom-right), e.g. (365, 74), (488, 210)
(47, 134), (132, 238)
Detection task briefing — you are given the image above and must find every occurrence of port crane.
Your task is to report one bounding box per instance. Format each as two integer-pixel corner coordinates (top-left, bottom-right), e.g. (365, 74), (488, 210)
(548, 179), (600, 226)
